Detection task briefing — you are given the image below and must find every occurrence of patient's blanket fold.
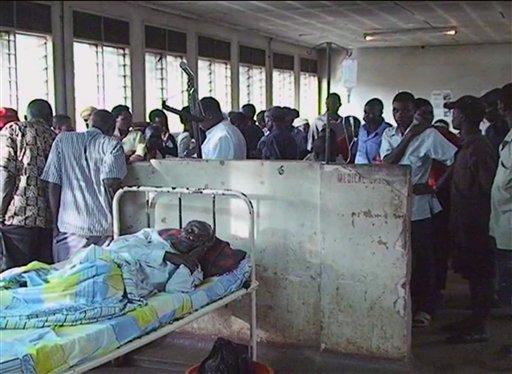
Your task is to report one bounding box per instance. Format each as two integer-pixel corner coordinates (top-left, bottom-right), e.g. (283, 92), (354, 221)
(0, 246), (139, 329)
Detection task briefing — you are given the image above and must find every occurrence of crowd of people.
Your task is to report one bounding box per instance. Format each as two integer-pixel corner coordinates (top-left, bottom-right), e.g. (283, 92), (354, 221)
(0, 82), (511, 362)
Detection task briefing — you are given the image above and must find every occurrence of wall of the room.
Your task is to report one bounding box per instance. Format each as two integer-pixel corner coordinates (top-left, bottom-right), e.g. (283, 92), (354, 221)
(120, 160), (411, 360)
(319, 43), (512, 123)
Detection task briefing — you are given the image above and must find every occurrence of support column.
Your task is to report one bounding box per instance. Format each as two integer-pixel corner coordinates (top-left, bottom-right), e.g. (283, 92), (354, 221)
(51, 2), (65, 114)
(294, 54), (300, 111)
(231, 37), (239, 111)
(186, 30), (198, 91)
(265, 38), (273, 108)
(130, 18), (145, 121)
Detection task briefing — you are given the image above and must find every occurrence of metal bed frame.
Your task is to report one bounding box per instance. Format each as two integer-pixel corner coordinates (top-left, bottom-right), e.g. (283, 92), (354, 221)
(69, 186), (258, 373)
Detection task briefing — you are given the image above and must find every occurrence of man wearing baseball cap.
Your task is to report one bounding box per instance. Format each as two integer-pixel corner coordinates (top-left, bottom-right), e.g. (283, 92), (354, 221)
(442, 95), (497, 344)
(480, 88), (509, 152)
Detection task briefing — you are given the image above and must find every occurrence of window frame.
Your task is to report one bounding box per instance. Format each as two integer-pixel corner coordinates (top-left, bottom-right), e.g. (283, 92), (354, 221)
(0, 28), (54, 116)
(144, 48), (188, 131)
(198, 56), (232, 111)
(73, 38), (132, 126)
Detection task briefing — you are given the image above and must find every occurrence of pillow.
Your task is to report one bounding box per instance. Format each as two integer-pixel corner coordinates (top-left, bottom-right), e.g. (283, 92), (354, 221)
(158, 228), (246, 278)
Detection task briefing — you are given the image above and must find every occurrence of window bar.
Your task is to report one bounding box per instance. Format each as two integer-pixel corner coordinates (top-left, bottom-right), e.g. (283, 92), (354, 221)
(121, 48), (130, 105)
(246, 65), (252, 105)
(96, 45), (105, 108)
(42, 37), (50, 101)
(158, 53), (166, 106)
(208, 59), (213, 96)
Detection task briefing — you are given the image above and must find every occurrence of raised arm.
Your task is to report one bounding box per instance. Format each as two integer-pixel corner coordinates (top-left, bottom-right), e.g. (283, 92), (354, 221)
(382, 124), (431, 164)
(40, 137), (62, 235)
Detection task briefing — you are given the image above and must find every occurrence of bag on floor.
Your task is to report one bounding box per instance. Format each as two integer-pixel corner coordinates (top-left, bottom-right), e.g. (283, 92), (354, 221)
(199, 337), (252, 374)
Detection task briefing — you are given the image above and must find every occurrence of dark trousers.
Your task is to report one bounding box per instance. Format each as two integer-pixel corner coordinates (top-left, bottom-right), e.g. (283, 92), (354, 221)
(495, 248), (512, 307)
(432, 211), (451, 292)
(411, 218), (436, 315)
(0, 225), (53, 270)
(467, 268), (494, 326)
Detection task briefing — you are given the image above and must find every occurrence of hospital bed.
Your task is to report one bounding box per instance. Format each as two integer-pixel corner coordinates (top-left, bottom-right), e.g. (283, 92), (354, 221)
(0, 187), (258, 374)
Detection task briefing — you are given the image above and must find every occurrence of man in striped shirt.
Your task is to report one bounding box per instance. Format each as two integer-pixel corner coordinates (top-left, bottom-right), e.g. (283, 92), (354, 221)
(41, 110), (127, 262)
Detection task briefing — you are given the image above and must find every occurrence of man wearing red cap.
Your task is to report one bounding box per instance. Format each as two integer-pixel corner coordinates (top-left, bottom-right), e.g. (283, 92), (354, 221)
(0, 108), (19, 131)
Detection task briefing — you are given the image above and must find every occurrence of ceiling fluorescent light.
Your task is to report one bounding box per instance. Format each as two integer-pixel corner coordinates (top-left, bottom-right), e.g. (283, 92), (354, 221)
(363, 27), (457, 41)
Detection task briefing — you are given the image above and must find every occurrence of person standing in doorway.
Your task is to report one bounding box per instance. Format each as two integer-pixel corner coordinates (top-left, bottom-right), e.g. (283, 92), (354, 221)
(355, 98), (392, 164)
(41, 110), (127, 262)
(0, 99), (56, 268)
(381, 94), (457, 327)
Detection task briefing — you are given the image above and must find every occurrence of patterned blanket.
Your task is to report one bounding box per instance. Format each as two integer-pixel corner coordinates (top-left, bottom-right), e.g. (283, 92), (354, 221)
(0, 246), (140, 329)
(0, 258), (252, 374)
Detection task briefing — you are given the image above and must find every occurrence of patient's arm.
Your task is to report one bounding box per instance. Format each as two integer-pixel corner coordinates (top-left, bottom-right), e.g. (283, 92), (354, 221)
(164, 252), (199, 272)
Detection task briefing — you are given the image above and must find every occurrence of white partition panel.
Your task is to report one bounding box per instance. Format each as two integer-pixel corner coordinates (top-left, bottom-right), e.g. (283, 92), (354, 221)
(120, 160), (410, 359)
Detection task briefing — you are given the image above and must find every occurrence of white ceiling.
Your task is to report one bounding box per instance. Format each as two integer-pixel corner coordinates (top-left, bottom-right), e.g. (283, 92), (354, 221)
(140, 1), (512, 48)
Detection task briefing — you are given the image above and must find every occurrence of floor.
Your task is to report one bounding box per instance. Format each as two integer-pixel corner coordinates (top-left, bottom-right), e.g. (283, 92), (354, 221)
(92, 272), (511, 373)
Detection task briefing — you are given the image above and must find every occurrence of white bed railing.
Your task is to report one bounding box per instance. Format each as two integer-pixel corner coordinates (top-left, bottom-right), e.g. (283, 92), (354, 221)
(110, 186), (258, 361)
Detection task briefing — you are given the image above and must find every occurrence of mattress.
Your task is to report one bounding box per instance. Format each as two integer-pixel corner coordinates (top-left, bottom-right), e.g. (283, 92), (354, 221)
(0, 257), (251, 374)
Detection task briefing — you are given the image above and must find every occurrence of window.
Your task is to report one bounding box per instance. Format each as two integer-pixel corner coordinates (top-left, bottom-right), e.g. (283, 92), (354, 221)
(299, 72), (318, 122)
(73, 41), (131, 130)
(0, 31), (54, 119)
(198, 36), (231, 112)
(198, 58), (231, 113)
(239, 45), (266, 112)
(145, 52), (187, 133)
(299, 58), (319, 122)
(272, 53), (295, 108)
(239, 64), (265, 112)
(272, 69), (295, 108)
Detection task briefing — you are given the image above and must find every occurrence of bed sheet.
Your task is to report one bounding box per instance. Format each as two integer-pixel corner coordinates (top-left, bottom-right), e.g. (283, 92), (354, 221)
(0, 257), (251, 374)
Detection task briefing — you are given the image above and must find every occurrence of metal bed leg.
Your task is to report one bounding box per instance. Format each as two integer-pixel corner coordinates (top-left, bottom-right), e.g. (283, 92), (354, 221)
(250, 290), (257, 361)
(178, 193), (183, 229)
(212, 194), (216, 234)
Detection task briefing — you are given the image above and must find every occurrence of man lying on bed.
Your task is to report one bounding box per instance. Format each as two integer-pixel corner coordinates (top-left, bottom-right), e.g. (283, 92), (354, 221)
(0, 220), (247, 329)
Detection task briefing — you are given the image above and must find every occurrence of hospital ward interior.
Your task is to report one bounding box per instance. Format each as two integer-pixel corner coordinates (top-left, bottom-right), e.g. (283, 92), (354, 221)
(1, 1), (512, 373)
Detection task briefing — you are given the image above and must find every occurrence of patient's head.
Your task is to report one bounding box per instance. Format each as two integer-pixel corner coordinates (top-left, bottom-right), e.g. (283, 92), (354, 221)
(171, 220), (215, 254)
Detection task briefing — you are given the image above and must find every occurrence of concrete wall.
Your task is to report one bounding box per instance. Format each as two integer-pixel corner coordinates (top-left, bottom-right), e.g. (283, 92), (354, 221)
(319, 43), (512, 122)
(120, 160), (411, 359)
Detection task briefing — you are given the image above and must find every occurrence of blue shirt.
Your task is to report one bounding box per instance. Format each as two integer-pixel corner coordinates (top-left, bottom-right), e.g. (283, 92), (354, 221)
(291, 127), (308, 159)
(355, 121), (391, 164)
(41, 128), (127, 236)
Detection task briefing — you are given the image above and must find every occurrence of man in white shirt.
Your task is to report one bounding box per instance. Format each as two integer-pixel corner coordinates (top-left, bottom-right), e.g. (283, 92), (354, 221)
(308, 93), (348, 152)
(381, 92), (457, 328)
(199, 97), (246, 160)
(490, 83), (512, 368)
